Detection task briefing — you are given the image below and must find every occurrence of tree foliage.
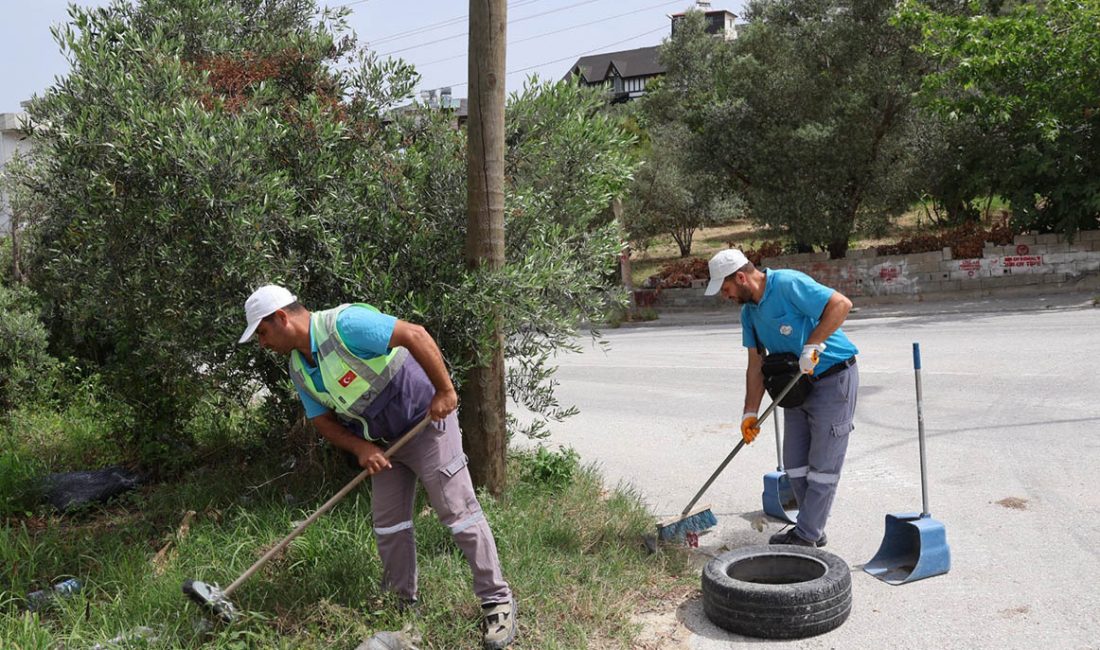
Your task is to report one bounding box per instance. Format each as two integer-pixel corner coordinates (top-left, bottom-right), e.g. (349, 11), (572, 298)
(901, 0), (1100, 236)
(664, 3), (923, 258)
(0, 151), (45, 284)
(623, 122), (740, 256)
(0, 284), (57, 411)
(628, 13), (740, 256)
(904, 110), (1003, 226)
(19, 0), (634, 463)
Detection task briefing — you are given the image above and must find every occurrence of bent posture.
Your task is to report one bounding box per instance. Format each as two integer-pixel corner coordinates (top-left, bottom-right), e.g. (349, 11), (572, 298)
(239, 285), (516, 649)
(705, 250), (860, 547)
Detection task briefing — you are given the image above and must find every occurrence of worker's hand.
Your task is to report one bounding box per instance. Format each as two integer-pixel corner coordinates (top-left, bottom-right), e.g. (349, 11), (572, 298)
(356, 441), (391, 475)
(740, 412), (761, 444)
(430, 387), (458, 421)
(800, 343), (827, 375)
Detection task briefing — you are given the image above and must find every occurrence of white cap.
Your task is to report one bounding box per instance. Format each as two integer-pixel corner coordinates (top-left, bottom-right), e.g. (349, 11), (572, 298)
(239, 285), (297, 343)
(704, 249), (750, 296)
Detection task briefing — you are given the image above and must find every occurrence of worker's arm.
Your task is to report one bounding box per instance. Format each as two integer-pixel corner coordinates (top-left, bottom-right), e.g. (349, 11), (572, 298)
(389, 320), (458, 420)
(311, 411), (390, 474)
(806, 291), (852, 346)
(740, 348), (766, 443)
(799, 291), (853, 374)
(743, 347), (766, 414)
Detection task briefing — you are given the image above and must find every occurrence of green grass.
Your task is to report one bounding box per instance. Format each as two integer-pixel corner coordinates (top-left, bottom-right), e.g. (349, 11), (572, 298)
(1, 447), (692, 649)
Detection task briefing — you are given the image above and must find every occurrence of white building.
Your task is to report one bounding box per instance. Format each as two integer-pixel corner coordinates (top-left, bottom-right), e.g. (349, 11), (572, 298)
(1, 112), (33, 234)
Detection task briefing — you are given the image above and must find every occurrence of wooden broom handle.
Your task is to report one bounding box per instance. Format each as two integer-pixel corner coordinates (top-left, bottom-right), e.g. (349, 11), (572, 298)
(223, 414), (433, 596)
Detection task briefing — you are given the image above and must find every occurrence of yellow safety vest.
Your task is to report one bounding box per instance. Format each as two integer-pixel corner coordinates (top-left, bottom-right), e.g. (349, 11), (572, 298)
(288, 303), (408, 439)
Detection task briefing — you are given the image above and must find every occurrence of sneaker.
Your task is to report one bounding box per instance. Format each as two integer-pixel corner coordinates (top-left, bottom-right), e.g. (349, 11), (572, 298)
(769, 528), (827, 547)
(481, 597), (517, 649)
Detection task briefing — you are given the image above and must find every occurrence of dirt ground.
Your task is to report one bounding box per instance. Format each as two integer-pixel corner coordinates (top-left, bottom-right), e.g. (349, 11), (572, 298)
(628, 584), (698, 650)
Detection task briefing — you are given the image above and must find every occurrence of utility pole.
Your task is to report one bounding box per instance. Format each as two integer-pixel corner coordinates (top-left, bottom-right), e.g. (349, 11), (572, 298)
(461, 0), (507, 494)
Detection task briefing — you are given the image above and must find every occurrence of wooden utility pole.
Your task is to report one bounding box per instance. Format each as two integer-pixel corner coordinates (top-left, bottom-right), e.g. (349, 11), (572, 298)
(461, 0), (507, 494)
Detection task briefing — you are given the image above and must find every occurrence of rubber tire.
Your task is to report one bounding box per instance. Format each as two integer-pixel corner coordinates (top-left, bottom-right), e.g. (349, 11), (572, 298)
(702, 545), (852, 639)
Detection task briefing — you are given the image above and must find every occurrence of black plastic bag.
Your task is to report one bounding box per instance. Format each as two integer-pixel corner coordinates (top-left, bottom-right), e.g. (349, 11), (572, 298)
(40, 466), (141, 512)
(761, 353), (813, 408)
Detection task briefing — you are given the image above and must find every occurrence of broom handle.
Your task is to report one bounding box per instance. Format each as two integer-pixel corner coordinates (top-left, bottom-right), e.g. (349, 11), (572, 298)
(681, 372), (803, 516)
(223, 414), (433, 597)
(914, 343), (930, 517)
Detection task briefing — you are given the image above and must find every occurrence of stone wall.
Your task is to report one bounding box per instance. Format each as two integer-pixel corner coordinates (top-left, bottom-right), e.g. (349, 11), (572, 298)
(641, 228), (1100, 312)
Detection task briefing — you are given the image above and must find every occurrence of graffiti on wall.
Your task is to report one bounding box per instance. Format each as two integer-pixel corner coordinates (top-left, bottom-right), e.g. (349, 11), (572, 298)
(863, 260), (917, 295)
(952, 255), (1047, 278)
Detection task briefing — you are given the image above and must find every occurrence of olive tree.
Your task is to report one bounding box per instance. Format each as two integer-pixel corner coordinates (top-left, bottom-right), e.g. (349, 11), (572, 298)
(665, 4), (923, 258)
(22, 0), (634, 465)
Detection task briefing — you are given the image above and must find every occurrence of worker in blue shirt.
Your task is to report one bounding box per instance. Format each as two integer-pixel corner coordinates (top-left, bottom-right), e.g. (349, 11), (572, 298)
(705, 250), (860, 547)
(239, 285), (516, 649)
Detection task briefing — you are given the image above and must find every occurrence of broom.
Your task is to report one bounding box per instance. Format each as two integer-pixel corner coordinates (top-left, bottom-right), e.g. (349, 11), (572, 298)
(183, 415), (432, 622)
(656, 371), (804, 542)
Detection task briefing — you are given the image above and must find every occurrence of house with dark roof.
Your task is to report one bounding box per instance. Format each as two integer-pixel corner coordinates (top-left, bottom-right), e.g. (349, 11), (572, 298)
(564, 2), (736, 103)
(566, 46), (664, 104)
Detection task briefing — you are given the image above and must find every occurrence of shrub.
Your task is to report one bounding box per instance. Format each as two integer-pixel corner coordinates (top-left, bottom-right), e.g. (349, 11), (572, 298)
(650, 257), (708, 288)
(2, 373), (133, 471)
(876, 219), (1015, 258)
(648, 241), (785, 289)
(521, 446), (581, 493)
(0, 449), (44, 516)
(743, 240), (785, 266)
(21, 0), (635, 462)
(0, 284), (58, 410)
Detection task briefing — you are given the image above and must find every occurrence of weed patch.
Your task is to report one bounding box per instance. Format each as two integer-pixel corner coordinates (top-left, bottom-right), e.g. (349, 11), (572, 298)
(1, 451), (692, 648)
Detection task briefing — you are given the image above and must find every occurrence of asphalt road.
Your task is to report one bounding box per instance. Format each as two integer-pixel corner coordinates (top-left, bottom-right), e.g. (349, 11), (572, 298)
(514, 295), (1100, 649)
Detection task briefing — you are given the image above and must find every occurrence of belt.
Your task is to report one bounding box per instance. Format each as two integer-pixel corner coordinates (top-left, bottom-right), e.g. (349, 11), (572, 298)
(813, 356), (856, 381)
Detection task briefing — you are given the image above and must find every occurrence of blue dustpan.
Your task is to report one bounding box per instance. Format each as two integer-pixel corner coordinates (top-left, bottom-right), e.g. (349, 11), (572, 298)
(865, 512), (950, 584)
(762, 415), (798, 524)
(865, 343), (950, 585)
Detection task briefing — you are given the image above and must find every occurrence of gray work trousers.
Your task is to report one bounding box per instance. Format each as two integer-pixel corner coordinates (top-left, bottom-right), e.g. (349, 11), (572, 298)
(783, 361), (859, 543)
(371, 411), (511, 605)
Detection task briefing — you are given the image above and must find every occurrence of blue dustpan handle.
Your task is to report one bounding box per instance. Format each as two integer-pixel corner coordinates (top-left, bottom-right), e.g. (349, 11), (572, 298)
(913, 343), (930, 517)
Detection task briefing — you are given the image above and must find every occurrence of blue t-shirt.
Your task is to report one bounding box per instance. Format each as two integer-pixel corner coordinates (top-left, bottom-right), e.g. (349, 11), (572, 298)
(295, 306), (398, 418)
(741, 269), (858, 373)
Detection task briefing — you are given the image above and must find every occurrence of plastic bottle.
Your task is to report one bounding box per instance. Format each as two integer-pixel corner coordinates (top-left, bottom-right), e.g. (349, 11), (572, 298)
(26, 578), (82, 611)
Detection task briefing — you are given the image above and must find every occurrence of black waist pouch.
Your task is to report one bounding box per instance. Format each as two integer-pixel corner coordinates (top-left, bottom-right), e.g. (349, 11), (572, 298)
(761, 352), (813, 408)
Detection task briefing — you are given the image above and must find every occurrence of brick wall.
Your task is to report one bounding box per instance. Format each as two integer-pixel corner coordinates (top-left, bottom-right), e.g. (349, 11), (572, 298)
(643, 228), (1100, 312)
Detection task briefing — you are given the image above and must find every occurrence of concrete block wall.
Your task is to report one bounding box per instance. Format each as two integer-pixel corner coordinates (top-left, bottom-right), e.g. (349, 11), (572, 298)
(644, 228), (1100, 312)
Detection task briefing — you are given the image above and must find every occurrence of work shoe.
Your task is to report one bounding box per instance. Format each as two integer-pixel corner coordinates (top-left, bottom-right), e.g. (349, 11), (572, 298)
(481, 597), (517, 649)
(769, 528), (827, 547)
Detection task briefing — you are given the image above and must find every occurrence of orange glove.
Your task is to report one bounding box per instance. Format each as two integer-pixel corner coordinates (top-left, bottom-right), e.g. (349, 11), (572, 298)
(740, 412), (761, 444)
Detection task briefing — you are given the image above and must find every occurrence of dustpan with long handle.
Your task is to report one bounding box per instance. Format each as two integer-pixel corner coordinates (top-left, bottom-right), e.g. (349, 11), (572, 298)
(183, 414), (434, 621)
(864, 343), (951, 585)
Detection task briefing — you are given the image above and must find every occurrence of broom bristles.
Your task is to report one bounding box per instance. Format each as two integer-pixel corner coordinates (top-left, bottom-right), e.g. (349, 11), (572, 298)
(656, 507), (717, 541)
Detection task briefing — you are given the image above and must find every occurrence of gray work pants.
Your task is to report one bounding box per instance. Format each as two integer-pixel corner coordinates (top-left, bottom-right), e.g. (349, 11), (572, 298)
(371, 412), (511, 605)
(783, 361), (859, 543)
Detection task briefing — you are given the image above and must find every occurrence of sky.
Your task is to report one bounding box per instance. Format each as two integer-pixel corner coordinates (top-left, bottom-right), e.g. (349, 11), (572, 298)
(0, 0), (746, 113)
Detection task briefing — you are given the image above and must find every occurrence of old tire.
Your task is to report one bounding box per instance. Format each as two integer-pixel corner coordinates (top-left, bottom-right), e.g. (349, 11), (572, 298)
(702, 545), (852, 639)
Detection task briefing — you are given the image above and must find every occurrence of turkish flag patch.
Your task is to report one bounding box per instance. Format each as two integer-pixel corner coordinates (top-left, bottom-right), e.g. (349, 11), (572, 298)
(338, 370), (358, 387)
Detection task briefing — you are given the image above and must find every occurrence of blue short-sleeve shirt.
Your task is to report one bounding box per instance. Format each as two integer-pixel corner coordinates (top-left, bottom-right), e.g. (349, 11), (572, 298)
(295, 306), (398, 418)
(741, 269), (858, 372)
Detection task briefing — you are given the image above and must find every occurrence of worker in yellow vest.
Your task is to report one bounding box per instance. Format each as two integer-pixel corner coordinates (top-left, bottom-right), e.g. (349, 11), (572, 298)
(239, 285), (516, 650)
